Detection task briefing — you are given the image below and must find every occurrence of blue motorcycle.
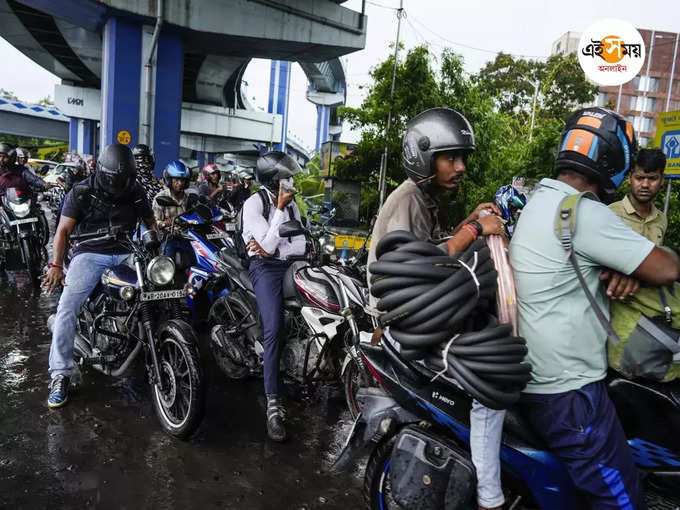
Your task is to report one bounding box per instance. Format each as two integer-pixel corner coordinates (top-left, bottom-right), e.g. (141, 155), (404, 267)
(332, 338), (680, 509)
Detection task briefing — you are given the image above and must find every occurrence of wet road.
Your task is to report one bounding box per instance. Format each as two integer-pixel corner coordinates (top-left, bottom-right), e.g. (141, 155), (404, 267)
(0, 231), (363, 509)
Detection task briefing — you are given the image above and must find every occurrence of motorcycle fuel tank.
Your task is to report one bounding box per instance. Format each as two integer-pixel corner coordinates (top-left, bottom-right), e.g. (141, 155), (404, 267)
(101, 263), (139, 298)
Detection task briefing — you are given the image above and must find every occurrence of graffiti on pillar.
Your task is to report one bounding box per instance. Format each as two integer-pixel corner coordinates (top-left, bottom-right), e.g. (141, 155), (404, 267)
(116, 130), (131, 145)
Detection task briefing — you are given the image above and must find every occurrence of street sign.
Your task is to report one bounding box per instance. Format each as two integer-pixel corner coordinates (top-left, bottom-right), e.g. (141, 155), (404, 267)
(116, 129), (131, 145)
(654, 111), (680, 178)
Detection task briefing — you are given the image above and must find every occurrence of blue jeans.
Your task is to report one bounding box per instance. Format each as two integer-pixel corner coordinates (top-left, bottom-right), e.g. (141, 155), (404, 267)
(248, 258), (291, 395)
(49, 252), (129, 378)
(519, 381), (646, 510)
(470, 401), (505, 508)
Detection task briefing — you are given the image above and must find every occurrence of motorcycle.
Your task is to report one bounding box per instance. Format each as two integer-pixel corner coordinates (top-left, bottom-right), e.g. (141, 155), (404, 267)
(47, 226), (205, 438)
(0, 187), (48, 280)
(205, 218), (373, 389)
(332, 337), (680, 509)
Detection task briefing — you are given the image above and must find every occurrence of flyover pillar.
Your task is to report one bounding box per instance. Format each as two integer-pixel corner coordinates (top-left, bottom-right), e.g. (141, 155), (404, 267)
(152, 31), (183, 174)
(68, 117), (97, 156)
(268, 60), (292, 152)
(315, 105), (330, 152)
(100, 17), (142, 150)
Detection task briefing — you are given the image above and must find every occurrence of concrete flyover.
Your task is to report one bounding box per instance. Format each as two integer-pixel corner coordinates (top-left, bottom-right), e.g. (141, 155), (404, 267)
(0, 0), (366, 173)
(0, 98), (69, 141)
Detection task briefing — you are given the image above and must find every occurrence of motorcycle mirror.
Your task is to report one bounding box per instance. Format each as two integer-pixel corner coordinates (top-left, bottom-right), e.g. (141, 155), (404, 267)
(156, 195), (178, 208)
(196, 204), (213, 222)
(279, 220), (304, 238)
(141, 229), (161, 251)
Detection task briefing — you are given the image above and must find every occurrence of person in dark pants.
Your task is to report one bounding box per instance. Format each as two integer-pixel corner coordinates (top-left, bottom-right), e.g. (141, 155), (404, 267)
(241, 151), (305, 442)
(510, 107), (680, 509)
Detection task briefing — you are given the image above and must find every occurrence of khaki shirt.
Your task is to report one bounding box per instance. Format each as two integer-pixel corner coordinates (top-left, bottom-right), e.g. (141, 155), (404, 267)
(367, 179), (441, 302)
(609, 195), (667, 245)
(152, 188), (190, 223)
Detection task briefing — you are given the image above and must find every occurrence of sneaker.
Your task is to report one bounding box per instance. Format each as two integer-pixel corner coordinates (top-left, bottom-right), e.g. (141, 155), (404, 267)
(266, 394), (287, 442)
(47, 375), (70, 408)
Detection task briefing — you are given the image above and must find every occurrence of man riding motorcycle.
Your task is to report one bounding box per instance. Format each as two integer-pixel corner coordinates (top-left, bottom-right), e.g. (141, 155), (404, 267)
(368, 107), (507, 510)
(242, 151), (305, 442)
(42, 143), (156, 408)
(14, 147), (30, 169)
(132, 143), (163, 204)
(198, 163), (227, 204)
(0, 142), (52, 193)
(230, 170), (253, 211)
(152, 160), (192, 230)
(509, 107), (680, 509)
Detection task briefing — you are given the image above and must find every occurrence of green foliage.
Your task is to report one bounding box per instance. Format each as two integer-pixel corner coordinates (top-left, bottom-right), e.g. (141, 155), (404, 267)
(336, 44), (598, 230)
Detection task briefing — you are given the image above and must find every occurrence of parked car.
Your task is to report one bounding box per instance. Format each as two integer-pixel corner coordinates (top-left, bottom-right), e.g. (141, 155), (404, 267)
(27, 159), (58, 177)
(43, 162), (79, 186)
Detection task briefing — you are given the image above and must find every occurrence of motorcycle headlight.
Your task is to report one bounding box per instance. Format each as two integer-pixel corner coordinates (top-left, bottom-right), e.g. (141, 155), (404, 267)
(146, 255), (175, 286)
(320, 234), (335, 255)
(10, 202), (30, 218)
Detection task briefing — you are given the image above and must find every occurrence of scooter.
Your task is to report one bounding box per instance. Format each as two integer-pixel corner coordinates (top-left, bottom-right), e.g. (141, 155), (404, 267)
(332, 337), (680, 509)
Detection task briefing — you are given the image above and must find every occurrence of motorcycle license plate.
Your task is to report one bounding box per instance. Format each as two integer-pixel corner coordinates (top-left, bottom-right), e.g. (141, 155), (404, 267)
(9, 218), (38, 226)
(140, 289), (186, 301)
(206, 232), (229, 240)
(222, 223), (236, 232)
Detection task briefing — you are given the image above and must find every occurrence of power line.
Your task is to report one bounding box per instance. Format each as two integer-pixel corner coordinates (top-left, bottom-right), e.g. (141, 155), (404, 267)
(364, 0), (399, 10)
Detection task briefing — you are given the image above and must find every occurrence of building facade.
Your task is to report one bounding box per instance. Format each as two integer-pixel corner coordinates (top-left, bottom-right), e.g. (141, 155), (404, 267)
(552, 29), (680, 146)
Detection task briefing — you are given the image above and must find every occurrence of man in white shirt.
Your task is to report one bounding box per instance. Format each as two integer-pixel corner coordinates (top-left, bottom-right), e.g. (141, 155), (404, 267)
(242, 151), (305, 442)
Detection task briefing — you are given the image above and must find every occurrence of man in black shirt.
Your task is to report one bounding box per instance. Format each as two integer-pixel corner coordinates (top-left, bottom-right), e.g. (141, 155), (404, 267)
(42, 144), (156, 409)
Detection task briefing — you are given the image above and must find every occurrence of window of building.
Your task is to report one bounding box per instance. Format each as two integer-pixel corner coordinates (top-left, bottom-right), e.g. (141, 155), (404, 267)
(595, 92), (608, 107)
(633, 116), (653, 133)
(633, 76), (660, 92)
(630, 95), (658, 112)
(639, 136), (650, 147)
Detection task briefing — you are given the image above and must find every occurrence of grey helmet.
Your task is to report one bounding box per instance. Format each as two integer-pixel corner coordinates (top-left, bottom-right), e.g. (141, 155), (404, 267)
(402, 107), (475, 183)
(14, 147), (30, 161)
(255, 151), (301, 194)
(0, 142), (16, 171)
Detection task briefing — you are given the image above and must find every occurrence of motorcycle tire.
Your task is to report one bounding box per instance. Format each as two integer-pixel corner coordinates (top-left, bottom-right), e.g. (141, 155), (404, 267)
(208, 293), (256, 380)
(343, 358), (378, 420)
(21, 237), (39, 282)
(151, 320), (205, 439)
(363, 437), (404, 510)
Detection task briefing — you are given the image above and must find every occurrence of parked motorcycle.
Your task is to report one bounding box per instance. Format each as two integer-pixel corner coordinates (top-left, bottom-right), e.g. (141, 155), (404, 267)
(205, 219), (373, 389)
(47, 226), (205, 438)
(332, 337), (680, 509)
(0, 187), (48, 280)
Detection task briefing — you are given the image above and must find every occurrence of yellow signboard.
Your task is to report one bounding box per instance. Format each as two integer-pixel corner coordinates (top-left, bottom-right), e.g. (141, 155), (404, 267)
(653, 111), (680, 178)
(116, 130), (131, 145)
(319, 141), (356, 177)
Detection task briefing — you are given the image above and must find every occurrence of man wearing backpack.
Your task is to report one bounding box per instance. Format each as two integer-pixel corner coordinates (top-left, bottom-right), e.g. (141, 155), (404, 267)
(241, 151), (305, 442)
(510, 107), (680, 509)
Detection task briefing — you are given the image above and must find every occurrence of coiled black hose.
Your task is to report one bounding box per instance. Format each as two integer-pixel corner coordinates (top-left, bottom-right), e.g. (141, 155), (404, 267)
(368, 230), (532, 410)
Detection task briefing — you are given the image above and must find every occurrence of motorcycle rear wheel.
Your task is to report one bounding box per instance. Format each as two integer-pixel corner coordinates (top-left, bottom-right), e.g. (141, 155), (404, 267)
(151, 320), (204, 439)
(208, 294), (254, 380)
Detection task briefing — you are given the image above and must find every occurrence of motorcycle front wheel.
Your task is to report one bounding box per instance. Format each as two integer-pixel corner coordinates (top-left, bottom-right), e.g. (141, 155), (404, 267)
(20, 237), (40, 282)
(151, 320), (204, 439)
(364, 437), (404, 510)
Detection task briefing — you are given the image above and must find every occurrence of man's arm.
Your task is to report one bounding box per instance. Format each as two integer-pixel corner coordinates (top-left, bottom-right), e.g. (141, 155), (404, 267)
(632, 247), (680, 285)
(43, 216), (77, 293)
(143, 216), (157, 230)
(22, 168), (49, 190)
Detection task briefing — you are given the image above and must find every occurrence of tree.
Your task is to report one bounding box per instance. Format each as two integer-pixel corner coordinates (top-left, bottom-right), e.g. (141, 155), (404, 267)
(0, 88), (19, 101)
(37, 96), (54, 106)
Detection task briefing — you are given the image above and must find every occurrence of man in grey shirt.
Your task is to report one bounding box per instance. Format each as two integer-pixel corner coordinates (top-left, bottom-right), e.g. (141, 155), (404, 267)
(368, 108), (507, 510)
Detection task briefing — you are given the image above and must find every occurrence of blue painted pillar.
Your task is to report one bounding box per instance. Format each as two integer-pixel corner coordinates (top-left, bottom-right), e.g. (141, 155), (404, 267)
(197, 151), (205, 171)
(68, 118), (78, 152)
(207, 153), (215, 164)
(100, 17), (142, 149)
(152, 30), (183, 176)
(82, 119), (95, 155)
(315, 105), (330, 152)
(268, 60), (291, 152)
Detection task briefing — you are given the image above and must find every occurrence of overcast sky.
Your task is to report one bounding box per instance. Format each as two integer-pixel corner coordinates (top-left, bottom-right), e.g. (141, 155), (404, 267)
(1, 0), (679, 150)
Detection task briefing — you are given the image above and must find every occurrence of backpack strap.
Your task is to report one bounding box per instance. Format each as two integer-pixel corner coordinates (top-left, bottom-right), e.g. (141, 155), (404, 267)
(554, 191), (622, 345)
(257, 188), (270, 220)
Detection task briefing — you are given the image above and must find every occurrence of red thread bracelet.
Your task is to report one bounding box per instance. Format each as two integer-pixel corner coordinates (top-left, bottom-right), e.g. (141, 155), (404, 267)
(47, 262), (63, 270)
(461, 224), (478, 240)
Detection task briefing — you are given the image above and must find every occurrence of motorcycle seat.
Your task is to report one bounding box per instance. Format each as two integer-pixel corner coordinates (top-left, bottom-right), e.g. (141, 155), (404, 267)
(502, 406), (549, 451)
(238, 270), (254, 293)
(283, 261), (307, 301)
(218, 249), (245, 271)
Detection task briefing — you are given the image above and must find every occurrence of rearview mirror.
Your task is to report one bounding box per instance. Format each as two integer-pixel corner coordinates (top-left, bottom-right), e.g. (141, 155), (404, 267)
(155, 195), (178, 207)
(279, 220), (304, 238)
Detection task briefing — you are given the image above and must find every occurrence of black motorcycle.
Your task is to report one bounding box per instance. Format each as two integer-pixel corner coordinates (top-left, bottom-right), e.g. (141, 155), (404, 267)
(48, 226), (204, 438)
(0, 187), (48, 280)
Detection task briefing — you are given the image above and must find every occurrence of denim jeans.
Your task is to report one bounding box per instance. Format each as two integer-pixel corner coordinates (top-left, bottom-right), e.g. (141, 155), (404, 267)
(48, 252), (129, 378)
(470, 401), (506, 508)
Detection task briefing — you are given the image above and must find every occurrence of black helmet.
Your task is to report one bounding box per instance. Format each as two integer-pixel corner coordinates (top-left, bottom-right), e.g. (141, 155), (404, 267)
(255, 151), (301, 194)
(402, 107), (475, 183)
(554, 107), (637, 203)
(95, 143), (137, 202)
(132, 143), (155, 171)
(0, 142), (15, 171)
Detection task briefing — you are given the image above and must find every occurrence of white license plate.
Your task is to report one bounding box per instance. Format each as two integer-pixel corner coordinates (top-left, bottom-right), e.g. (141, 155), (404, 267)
(206, 232), (228, 240)
(9, 217), (38, 226)
(140, 289), (186, 301)
(222, 223), (236, 232)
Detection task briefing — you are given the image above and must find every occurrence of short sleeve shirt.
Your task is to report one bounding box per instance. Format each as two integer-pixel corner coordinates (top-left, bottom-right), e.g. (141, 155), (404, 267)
(367, 179), (441, 303)
(62, 181), (153, 255)
(609, 195), (667, 245)
(509, 178), (654, 394)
